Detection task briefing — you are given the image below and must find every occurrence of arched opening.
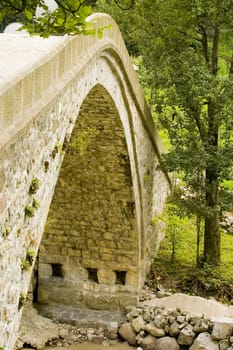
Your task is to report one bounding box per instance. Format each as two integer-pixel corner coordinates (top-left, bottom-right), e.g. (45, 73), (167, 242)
(36, 84), (139, 311)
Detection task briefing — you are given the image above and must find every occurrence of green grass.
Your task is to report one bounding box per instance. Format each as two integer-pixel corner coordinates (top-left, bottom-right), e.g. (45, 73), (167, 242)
(149, 216), (233, 303)
(221, 179), (233, 191)
(158, 129), (171, 152)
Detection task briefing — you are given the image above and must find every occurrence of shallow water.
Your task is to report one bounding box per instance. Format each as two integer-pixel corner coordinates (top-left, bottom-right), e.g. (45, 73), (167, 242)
(43, 342), (135, 350)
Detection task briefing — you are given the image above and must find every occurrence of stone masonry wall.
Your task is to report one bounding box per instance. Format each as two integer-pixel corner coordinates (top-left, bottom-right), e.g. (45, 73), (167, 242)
(38, 84), (139, 310)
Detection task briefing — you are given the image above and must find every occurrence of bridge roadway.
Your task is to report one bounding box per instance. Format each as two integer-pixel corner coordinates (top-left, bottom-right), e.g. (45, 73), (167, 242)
(0, 34), (64, 87)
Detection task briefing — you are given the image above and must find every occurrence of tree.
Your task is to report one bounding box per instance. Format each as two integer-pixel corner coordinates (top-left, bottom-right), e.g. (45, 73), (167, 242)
(134, 0), (233, 265)
(0, 0), (135, 35)
(0, 0), (96, 36)
(97, 0), (233, 265)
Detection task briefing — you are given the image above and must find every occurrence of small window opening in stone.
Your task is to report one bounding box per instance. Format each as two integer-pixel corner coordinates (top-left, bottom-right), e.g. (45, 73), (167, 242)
(51, 263), (63, 277)
(23, 344), (35, 349)
(115, 271), (127, 285)
(87, 268), (99, 283)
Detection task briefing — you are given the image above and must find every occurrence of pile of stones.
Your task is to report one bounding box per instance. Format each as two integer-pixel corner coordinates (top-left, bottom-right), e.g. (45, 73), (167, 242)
(118, 305), (233, 350)
(220, 212), (233, 234)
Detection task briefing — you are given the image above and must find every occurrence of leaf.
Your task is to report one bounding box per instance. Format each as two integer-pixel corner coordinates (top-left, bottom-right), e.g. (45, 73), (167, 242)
(24, 9), (33, 20)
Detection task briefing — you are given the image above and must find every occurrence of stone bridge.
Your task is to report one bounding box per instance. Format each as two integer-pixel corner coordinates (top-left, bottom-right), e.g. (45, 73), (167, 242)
(0, 14), (170, 349)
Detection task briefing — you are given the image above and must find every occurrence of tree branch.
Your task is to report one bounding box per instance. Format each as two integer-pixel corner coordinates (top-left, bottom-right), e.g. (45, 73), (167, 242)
(211, 24), (220, 75)
(191, 107), (206, 145)
(113, 0), (135, 10)
(2, 0), (23, 13)
(198, 24), (210, 70)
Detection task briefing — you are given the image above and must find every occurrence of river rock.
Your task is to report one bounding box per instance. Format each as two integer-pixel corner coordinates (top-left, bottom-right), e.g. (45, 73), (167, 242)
(219, 339), (231, 350)
(169, 321), (180, 336)
(126, 307), (142, 321)
(145, 322), (166, 337)
(142, 307), (154, 322)
(132, 316), (146, 333)
(139, 334), (157, 350)
(177, 315), (186, 323)
(177, 324), (195, 345)
(87, 334), (105, 344)
(212, 318), (233, 340)
(119, 322), (137, 346)
(154, 314), (167, 328)
(154, 336), (180, 350)
(190, 332), (219, 350)
(193, 319), (209, 333)
(106, 321), (119, 340)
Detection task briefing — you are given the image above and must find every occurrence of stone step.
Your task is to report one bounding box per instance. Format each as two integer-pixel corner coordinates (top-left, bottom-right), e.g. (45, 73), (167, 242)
(35, 303), (126, 329)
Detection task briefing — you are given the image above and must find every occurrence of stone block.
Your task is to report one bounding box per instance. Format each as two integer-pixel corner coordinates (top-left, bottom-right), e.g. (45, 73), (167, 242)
(38, 263), (52, 278)
(212, 318), (233, 340)
(190, 332), (218, 350)
(97, 268), (116, 285)
(125, 271), (138, 288)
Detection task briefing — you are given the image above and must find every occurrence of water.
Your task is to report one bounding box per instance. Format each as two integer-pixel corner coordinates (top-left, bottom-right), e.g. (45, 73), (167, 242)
(43, 342), (135, 350)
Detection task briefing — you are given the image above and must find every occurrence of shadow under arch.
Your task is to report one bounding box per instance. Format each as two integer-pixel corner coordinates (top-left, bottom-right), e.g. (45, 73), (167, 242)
(37, 84), (140, 311)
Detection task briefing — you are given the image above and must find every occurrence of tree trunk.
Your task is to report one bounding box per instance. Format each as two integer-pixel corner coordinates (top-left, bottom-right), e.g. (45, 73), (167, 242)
(203, 201), (220, 265)
(204, 168), (220, 265)
(203, 101), (220, 265)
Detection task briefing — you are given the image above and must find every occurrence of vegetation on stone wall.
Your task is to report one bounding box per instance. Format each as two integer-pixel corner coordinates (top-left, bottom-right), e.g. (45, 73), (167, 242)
(29, 177), (40, 195)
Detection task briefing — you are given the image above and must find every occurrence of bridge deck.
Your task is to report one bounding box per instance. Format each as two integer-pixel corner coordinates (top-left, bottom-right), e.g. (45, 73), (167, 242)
(0, 33), (64, 88)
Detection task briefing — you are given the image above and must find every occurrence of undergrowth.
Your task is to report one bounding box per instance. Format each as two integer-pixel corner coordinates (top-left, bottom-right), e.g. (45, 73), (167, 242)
(147, 217), (233, 304)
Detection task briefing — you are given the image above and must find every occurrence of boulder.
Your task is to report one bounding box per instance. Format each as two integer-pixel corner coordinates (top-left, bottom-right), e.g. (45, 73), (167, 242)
(154, 336), (180, 350)
(119, 322), (137, 346)
(193, 319), (209, 333)
(154, 314), (167, 328)
(169, 321), (180, 337)
(139, 334), (157, 350)
(219, 339), (231, 350)
(177, 324), (195, 345)
(132, 315), (146, 333)
(211, 318), (233, 340)
(145, 322), (166, 337)
(190, 332), (219, 350)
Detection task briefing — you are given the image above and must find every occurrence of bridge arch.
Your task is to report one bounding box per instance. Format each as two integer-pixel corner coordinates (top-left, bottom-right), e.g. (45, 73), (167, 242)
(0, 13), (170, 349)
(38, 83), (141, 310)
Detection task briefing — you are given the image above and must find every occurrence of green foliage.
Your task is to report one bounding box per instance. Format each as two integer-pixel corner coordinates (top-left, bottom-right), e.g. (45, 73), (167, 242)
(96, 0), (138, 54)
(24, 204), (35, 218)
(0, 0), (96, 37)
(21, 257), (31, 271)
(52, 141), (63, 158)
(29, 177), (40, 194)
(18, 292), (27, 310)
(160, 201), (191, 263)
(26, 248), (36, 265)
(114, 0), (233, 265)
(149, 214), (233, 302)
(68, 126), (98, 155)
(21, 247), (36, 270)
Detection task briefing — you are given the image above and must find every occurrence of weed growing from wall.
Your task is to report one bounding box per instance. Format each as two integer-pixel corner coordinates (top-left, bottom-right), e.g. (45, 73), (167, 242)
(29, 177), (40, 194)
